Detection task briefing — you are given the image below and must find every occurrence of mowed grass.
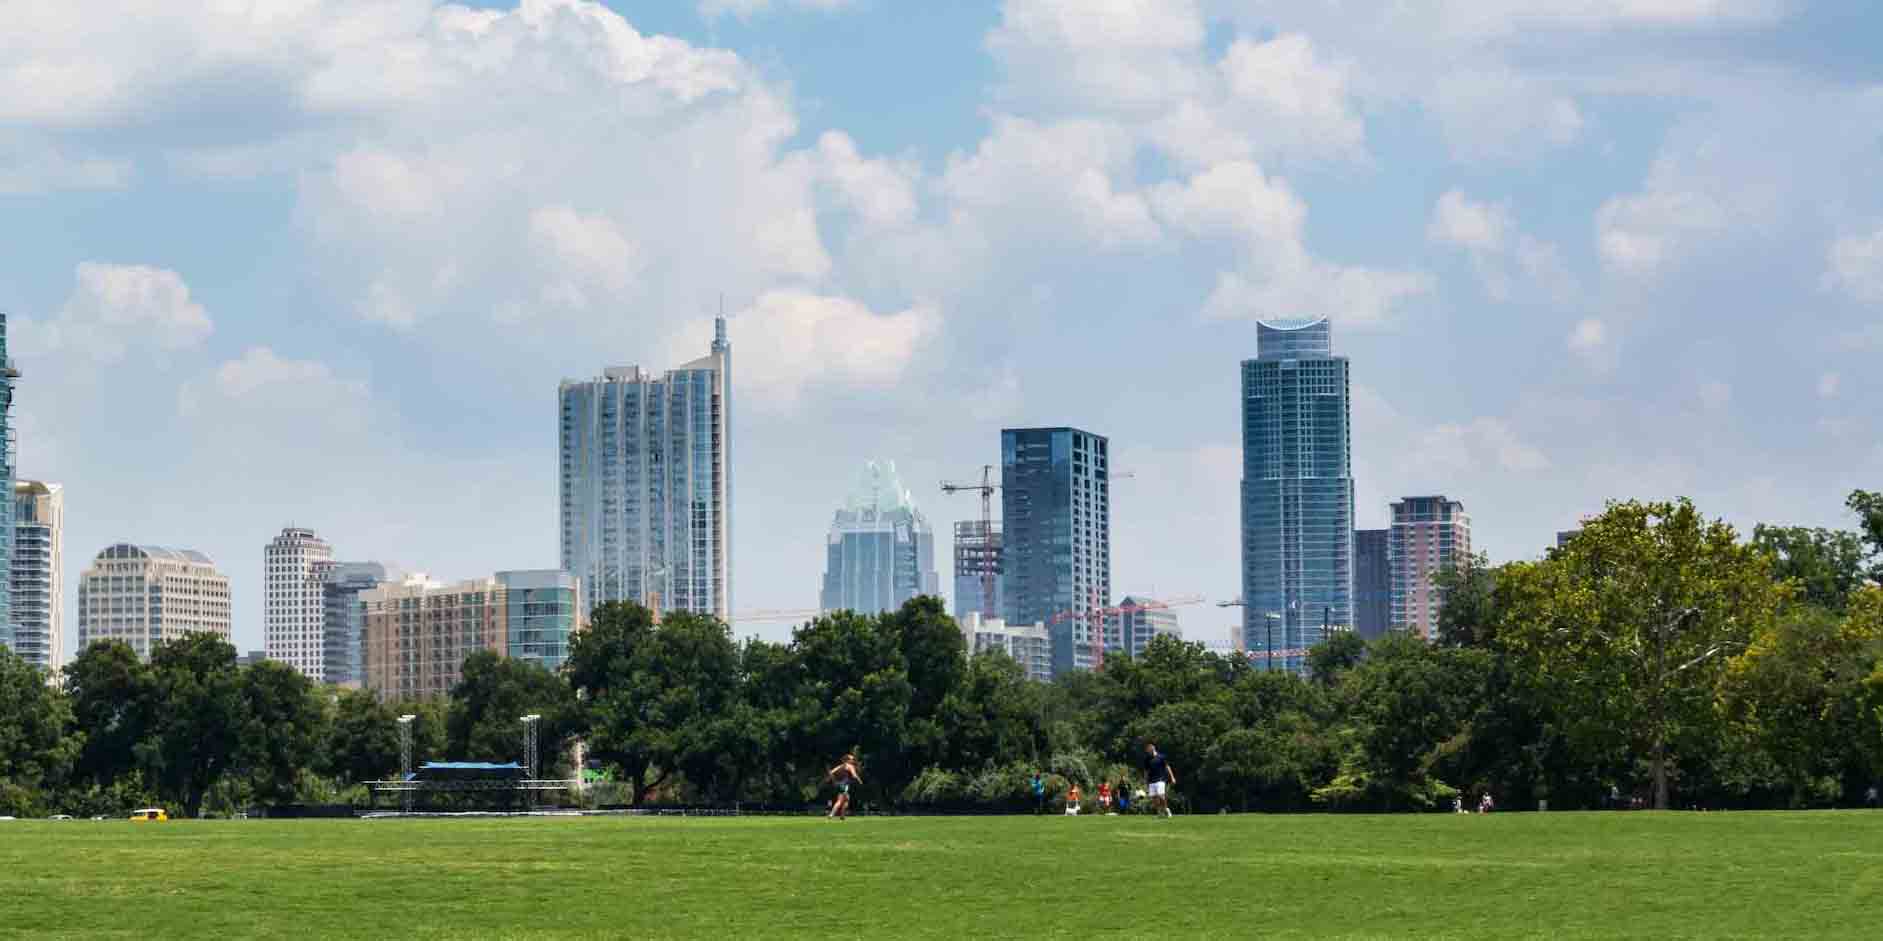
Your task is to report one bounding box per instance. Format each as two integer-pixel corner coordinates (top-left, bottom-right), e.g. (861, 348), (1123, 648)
(4, 811), (1882, 939)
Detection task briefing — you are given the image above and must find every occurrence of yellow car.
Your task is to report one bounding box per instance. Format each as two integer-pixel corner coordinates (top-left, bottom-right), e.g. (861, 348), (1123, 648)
(129, 808), (168, 822)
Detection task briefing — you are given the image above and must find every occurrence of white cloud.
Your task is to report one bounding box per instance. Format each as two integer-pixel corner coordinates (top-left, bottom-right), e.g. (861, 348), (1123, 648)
(814, 131), (919, 228)
(1824, 225), (1883, 303)
(16, 262), (213, 362)
(986, 0), (1207, 112)
(1428, 190), (1510, 252)
(1430, 189), (1579, 304)
(528, 205), (640, 308)
(697, 0), (857, 19)
(942, 116), (1161, 250)
(1596, 186), (1730, 275)
(0, 132), (132, 194)
(675, 291), (938, 411)
(179, 346), (369, 422)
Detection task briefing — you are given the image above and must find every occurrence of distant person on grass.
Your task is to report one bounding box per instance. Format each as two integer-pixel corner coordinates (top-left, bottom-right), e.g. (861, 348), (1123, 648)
(1144, 743), (1176, 818)
(1099, 781), (1112, 814)
(1065, 783), (1082, 815)
(826, 753), (861, 821)
(1032, 771), (1047, 815)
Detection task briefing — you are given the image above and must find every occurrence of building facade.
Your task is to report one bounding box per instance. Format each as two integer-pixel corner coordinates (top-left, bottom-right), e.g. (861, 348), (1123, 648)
(76, 545), (232, 659)
(820, 461), (938, 615)
(1389, 496), (1471, 640)
(1001, 427), (1110, 677)
(958, 612), (1052, 683)
(951, 520), (1003, 621)
(0, 316), (18, 642)
(1353, 528), (1390, 640)
(264, 527), (335, 681)
(1241, 318), (1354, 672)
(9, 481), (63, 670)
(1110, 596), (1182, 658)
(360, 570), (581, 702)
(321, 561), (390, 687)
(560, 318), (730, 619)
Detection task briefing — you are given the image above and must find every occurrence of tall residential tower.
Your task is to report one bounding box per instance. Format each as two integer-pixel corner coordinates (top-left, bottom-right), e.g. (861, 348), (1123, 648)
(265, 527), (334, 681)
(10, 481), (62, 669)
(1389, 495), (1471, 640)
(820, 461), (938, 615)
(560, 318), (731, 619)
(1240, 318), (1354, 672)
(1001, 427), (1110, 676)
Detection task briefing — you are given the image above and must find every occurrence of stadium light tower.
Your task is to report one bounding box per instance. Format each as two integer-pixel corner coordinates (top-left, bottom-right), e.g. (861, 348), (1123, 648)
(519, 714), (542, 781)
(397, 715), (417, 814)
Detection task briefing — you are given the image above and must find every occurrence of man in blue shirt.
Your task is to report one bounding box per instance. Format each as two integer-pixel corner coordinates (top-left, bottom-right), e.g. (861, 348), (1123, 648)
(1031, 771), (1047, 815)
(1144, 743), (1176, 818)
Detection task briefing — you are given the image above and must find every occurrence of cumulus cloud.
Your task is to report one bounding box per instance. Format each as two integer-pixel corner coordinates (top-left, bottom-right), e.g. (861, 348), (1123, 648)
(15, 262), (213, 362)
(1428, 190), (1510, 252)
(1430, 189), (1578, 303)
(942, 116), (1161, 250)
(680, 291), (939, 410)
(698, 0), (857, 19)
(813, 131), (919, 228)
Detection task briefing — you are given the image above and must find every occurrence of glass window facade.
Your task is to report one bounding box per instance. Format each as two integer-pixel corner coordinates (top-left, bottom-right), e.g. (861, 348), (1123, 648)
(821, 461), (939, 616)
(560, 319), (730, 619)
(322, 561), (389, 687)
(1241, 318), (1354, 673)
(0, 316), (16, 649)
(1002, 427), (1110, 677)
(1353, 528), (1390, 640)
(1389, 496), (1470, 640)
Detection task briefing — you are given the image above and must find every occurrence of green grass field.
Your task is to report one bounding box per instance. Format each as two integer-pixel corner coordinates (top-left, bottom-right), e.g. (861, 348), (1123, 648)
(3, 811), (1880, 939)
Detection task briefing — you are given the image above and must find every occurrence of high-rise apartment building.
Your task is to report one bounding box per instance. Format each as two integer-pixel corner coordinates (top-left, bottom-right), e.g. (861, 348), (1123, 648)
(1001, 427), (1110, 677)
(958, 612), (1052, 683)
(1241, 318), (1354, 672)
(322, 561), (390, 688)
(819, 461), (938, 615)
(1111, 596), (1181, 658)
(560, 318), (731, 619)
(1353, 528), (1390, 640)
(9, 481), (62, 670)
(1389, 496), (1471, 640)
(361, 570), (582, 702)
(76, 544), (231, 659)
(0, 316), (18, 641)
(265, 527), (334, 681)
(952, 520), (1004, 621)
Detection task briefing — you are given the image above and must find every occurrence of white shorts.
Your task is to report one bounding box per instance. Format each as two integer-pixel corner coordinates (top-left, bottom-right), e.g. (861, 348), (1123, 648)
(1148, 781), (1167, 798)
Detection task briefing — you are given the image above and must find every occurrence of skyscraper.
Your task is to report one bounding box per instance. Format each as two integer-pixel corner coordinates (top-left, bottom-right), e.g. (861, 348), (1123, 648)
(265, 527), (334, 681)
(77, 545), (231, 659)
(951, 520), (1003, 621)
(820, 461), (938, 615)
(1390, 495), (1471, 640)
(1112, 596), (1182, 658)
(1001, 427), (1110, 677)
(0, 316), (18, 643)
(560, 317), (731, 619)
(322, 561), (390, 687)
(9, 481), (62, 670)
(1353, 528), (1390, 640)
(1241, 318), (1354, 672)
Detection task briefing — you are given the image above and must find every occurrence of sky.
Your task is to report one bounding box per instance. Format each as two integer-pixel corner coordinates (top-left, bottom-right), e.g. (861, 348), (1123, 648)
(4, 0), (1882, 658)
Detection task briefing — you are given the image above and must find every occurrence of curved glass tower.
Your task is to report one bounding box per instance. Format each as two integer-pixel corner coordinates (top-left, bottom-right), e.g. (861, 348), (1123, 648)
(1240, 318), (1353, 672)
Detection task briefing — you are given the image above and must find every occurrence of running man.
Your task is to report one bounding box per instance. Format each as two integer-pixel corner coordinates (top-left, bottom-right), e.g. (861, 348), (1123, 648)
(826, 753), (861, 820)
(1144, 742), (1176, 818)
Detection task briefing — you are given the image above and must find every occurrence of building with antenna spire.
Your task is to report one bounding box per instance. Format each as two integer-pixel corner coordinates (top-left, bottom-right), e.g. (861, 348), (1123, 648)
(560, 316), (732, 619)
(820, 460), (938, 615)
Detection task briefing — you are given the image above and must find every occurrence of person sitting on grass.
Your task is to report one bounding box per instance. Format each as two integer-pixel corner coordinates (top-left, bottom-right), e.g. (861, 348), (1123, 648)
(1065, 783), (1082, 815)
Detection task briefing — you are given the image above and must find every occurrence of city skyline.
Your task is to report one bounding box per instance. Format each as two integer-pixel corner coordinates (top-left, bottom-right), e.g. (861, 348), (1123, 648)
(4, 2), (1879, 659)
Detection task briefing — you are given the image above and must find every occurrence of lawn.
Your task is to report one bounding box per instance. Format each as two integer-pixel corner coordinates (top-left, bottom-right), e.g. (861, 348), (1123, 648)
(3, 811), (1880, 939)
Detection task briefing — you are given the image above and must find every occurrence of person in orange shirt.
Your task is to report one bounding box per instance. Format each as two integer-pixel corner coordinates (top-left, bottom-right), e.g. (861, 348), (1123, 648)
(1098, 781), (1113, 814)
(1065, 783), (1082, 815)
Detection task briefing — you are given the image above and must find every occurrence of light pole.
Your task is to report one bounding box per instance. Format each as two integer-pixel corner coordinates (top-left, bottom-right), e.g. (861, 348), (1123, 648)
(519, 714), (542, 780)
(1216, 600), (1282, 672)
(397, 714), (417, 814)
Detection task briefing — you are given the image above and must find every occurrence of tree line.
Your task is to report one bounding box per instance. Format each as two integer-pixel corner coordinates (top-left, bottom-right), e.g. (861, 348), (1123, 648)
(4, 492), (1883, 818)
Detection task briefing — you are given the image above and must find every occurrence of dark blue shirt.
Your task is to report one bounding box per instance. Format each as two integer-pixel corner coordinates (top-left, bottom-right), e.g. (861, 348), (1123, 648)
(1145, 752), (1169, 784)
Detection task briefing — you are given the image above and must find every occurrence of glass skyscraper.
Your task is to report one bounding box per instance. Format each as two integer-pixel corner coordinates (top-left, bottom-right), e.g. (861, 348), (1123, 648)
(820, 461), (939, 615)
(1001, 427), (1110, 677)
(0, 316), (17, 645)
(560, 318), (731, 619)
(10, 481), (62, 670)
(321, 560), (389, 687)
(1353, 528), (1390, 640)
(1241, 318), (1354, 672)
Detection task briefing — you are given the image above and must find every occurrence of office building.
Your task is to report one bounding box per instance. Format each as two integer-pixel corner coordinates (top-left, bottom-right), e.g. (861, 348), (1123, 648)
(1390, 496), (1471, 640)
(322, 561), (391, 687)
(820, 461), (938, 615)
(1353, 528), (1390, 640)
(9, 481), (62, 669)
(958, 612), (1052, 683)
(952, 520), (1003, 621)
(560, 318), (731, 619)
(360, 569), (582, 702)
(1111, 596), (1181, 658)
(236, 649), (267, 668)
(1241, 318), (1354, 672)
(264, 527), (334, 681)
(1001, 427), (1110, 676)
(76, 544), (232, 659)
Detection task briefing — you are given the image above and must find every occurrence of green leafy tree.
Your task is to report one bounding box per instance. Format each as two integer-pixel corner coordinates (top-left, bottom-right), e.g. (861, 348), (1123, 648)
(447, 651), (577, 773)
(1433, 552), (1500, 647)
(144, 633), (247, 817)
(790, 609), (912, 800)
(1314, 634), (1489, 811)
(0, 649), (78, 816)
(1752, 524), (1869, 611)
(1306, 632), (1367, 685)
(237, 660), (328, 804)
(938, 650), (1045, 771)
(325, 688), (402, 786)
(63, 639), (154, 789)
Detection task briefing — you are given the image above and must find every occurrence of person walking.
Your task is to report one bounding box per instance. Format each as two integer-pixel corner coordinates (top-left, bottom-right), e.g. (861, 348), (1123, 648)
(1031, 771), (1047, 815)
(1099, 781), (1113, 814)
(826, 753), (861, 820)
(1144, 743), (1176, 818)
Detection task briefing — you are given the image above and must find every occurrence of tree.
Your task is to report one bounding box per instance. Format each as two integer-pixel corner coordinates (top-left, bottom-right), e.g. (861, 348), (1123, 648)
(938, 650), (1044, 771)
(0, 648), (78, 816)
(1315, 634), (1490, 811)
(447, 651), (576, 773)
(63, 639), (154, 789)
(1495, 499), (1787, 809)
(144, 633), (247, 817)
(237, 660), (328, 804)
(1848, 490), (1883, 581)
(1433, 552), (1500, 647)
(326, 689), (401, 787)
(790, 610), (912, 800)
(1306, 632), (1366, 685)
(1752, 524), (1869, 611)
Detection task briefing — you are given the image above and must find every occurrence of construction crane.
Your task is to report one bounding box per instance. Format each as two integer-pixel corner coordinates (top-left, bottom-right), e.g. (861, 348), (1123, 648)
(941, 465), (1001, 620)
(1046, 595), (1206, 667)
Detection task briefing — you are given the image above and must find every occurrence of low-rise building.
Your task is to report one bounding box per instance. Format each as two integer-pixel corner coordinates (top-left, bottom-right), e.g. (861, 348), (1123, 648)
(1109, 596), (1182, 658)
(361, 570), (582, 702)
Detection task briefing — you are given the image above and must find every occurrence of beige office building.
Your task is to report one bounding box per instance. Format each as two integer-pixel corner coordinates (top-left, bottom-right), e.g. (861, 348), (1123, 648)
(76, 544), (232, 659)
(361, 570), (582, 702)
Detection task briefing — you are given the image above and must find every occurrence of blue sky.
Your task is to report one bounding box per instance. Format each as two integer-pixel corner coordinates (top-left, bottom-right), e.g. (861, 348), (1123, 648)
(4, 0), (1881, 656)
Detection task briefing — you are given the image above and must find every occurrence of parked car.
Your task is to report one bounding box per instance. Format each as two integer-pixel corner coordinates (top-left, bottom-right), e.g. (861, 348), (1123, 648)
(129, 808), (169, 822)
